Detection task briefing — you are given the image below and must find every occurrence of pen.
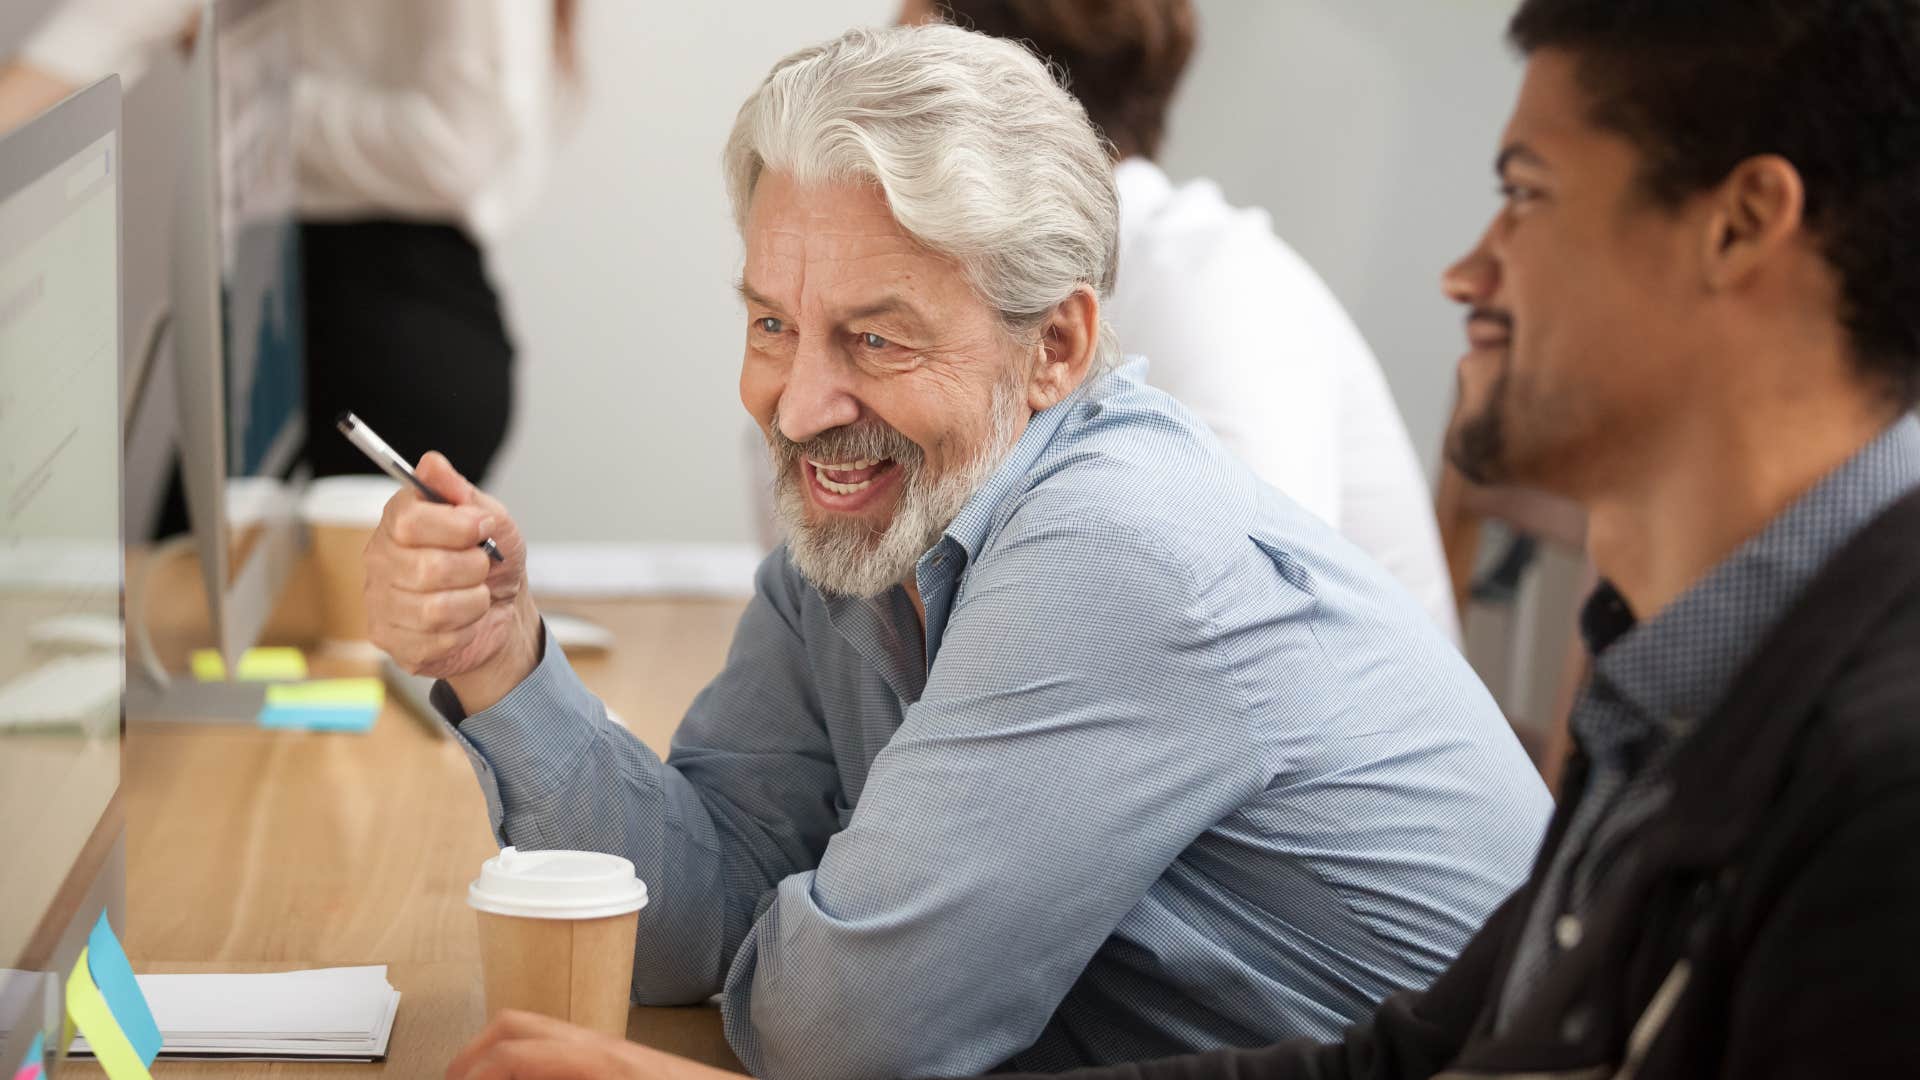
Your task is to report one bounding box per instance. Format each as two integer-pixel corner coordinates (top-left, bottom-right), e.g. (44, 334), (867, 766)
(335, 411), (504, 563)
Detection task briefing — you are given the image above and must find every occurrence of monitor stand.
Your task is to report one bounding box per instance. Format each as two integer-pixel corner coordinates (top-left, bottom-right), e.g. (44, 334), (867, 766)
(124, 518), (301, 726)
(125, 677), (267, 723)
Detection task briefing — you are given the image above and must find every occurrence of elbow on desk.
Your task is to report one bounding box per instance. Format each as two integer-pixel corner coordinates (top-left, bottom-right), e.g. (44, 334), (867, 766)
(739, 972), (1034, 1080)
(629, 906), (740, 1007)
(629, 939), (734, 1009)
(724, 878), (1048, 1078)
(745, 1007), (930, 1080)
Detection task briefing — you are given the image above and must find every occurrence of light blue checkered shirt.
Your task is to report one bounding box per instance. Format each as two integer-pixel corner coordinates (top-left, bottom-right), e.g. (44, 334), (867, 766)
(435, 362), (1551, 1080)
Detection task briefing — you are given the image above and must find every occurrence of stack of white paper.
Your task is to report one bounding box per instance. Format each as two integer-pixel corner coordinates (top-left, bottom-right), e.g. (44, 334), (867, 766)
(74, 966), (400, 1062)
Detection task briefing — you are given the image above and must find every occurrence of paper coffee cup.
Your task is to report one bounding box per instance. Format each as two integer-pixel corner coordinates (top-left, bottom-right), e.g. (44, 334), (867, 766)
(224, 476), (295, 585)
(467, 847), (648, 1037)
(299, 476), (401, 651)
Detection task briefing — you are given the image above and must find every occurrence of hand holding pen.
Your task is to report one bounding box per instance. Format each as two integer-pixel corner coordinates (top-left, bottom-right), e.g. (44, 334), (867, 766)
(338, 412), (502, 561)
(345, 412), (544, 712)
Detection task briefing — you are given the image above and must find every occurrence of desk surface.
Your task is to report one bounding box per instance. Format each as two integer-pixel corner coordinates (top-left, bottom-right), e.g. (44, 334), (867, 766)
(68, 569), (749, 1078)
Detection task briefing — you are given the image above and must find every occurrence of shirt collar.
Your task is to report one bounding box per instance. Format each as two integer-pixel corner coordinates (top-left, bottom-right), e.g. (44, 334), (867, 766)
(1585, 414), (1920, 736)
(909, 364), (1136, 669)
(926, 373), (1098, 567)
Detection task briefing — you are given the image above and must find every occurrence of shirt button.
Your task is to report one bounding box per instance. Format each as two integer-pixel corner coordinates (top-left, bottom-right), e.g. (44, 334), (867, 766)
(1555, 914), (1584, 951)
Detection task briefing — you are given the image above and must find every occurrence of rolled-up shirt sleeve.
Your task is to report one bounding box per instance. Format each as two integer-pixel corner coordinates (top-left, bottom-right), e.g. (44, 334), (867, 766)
(719, 511), (1268, 1080)
(434, 551), (844, 1005)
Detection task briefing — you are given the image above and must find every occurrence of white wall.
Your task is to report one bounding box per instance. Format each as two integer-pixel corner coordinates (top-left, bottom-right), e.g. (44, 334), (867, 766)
(1162, 1), (1523, 479)
(488, 0), (1524, 544)
(488, 1), (894, 545)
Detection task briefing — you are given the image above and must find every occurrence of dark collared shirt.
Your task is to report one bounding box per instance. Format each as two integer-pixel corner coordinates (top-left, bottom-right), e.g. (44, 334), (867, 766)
(1497, 415), (1920, 1030)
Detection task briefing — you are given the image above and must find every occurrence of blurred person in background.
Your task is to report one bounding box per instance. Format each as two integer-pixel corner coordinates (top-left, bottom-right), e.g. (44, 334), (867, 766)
(0, 0), (579, 508)
(906, 0), (1460, 643)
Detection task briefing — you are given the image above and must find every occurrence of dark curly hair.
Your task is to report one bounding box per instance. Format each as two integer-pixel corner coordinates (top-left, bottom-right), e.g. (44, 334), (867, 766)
(1510, 0), (1920, 406)
(933, 0), (1196, 162)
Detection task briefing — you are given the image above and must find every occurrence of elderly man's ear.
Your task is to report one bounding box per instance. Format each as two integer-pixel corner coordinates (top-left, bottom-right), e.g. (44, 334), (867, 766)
(1027, 286), (1102, 412)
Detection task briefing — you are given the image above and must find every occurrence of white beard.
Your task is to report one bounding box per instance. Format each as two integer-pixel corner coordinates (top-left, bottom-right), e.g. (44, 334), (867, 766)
(771, 379), (1024, 599)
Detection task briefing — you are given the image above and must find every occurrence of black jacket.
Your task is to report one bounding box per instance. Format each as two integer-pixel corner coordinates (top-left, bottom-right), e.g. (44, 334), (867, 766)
(1006, 489), (1920, 1080)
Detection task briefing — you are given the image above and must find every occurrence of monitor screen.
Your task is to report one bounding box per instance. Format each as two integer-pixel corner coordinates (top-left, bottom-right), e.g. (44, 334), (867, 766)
(0, 94), (123, 972)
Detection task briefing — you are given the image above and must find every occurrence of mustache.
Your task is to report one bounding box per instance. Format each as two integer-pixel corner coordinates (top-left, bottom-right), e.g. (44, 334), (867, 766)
(1467, 307), (1514, 332)
(766, 412), (923, 471)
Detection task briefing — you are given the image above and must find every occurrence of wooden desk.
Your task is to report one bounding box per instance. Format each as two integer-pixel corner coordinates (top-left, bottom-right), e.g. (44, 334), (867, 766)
(69, 569), (749, 1078)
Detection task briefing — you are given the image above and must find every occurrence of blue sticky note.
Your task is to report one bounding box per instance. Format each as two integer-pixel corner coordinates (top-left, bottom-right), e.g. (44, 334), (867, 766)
(13, 1032), (45, 1080)
(258, 703), (379, 732)
(84, 913), (160, 1066)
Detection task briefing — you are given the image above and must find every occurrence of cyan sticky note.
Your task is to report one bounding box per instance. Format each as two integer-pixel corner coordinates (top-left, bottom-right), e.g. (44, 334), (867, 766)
(66, 948), (149, 1079)
(190, 647), (308, 682)
(257, 678), (383, 732)
(11, 1032), (44, 1080)
(258, 704), (379, 732)
(85, 913), (160, 1066)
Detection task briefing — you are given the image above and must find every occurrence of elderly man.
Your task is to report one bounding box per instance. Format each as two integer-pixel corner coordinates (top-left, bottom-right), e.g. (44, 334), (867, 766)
(380, 23), (1547, 1080)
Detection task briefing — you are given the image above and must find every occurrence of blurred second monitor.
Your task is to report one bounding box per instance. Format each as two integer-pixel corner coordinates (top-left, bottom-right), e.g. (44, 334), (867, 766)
(157, 0), (304, 680)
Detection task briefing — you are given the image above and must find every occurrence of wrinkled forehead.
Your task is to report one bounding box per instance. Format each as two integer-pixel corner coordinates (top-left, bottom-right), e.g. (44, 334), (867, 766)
(742, 171), (978, 315)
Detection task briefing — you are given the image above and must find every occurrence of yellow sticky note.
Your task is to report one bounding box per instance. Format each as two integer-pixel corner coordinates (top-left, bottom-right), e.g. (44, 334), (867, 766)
(189, 647), (308, 682)
(259, 677), (383, 732)
(263, 677), (384, 708)
(65, 947), (152, 1080)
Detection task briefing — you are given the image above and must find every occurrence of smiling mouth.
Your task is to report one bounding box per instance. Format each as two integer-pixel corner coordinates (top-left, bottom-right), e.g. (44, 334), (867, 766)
(1466, 314), (1514, 350)
(807, 457), (896, 495)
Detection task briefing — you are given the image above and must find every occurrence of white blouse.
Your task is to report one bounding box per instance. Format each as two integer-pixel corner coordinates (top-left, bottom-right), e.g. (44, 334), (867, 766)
(22, 0), (564, 241)
(1109, 157), (1460, 642)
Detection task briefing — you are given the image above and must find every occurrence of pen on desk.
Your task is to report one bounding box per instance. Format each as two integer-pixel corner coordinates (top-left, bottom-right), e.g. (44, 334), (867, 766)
(335, 411), (504, 563)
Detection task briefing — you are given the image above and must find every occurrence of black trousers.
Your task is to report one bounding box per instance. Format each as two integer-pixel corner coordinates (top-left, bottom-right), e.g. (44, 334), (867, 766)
(298, 220), (515, 480)
(155, 220), (514, 536)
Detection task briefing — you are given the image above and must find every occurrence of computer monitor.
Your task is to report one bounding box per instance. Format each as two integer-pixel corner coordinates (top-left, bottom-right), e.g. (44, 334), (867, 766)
(169, 0), (304, 675)
(0, 76), (127, 1079)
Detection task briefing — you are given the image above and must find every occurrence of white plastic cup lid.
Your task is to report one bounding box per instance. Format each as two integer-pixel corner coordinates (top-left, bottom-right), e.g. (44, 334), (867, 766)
(224, 476), (295, 527)
(300, 475), (402, 527)
(467, 847), (649, 920)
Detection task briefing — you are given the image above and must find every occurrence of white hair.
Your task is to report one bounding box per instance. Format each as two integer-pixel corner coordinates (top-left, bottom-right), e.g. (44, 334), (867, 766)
(723, 23), (1121, 378)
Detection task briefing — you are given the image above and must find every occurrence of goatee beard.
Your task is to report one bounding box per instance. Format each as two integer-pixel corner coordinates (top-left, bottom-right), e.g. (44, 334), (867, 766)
(1447, 367), (1510, 486)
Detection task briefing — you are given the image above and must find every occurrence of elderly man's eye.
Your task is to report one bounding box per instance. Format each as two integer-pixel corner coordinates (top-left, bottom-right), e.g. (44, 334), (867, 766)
(755, 317), (783, 335)
(859, 332), (890, 350)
